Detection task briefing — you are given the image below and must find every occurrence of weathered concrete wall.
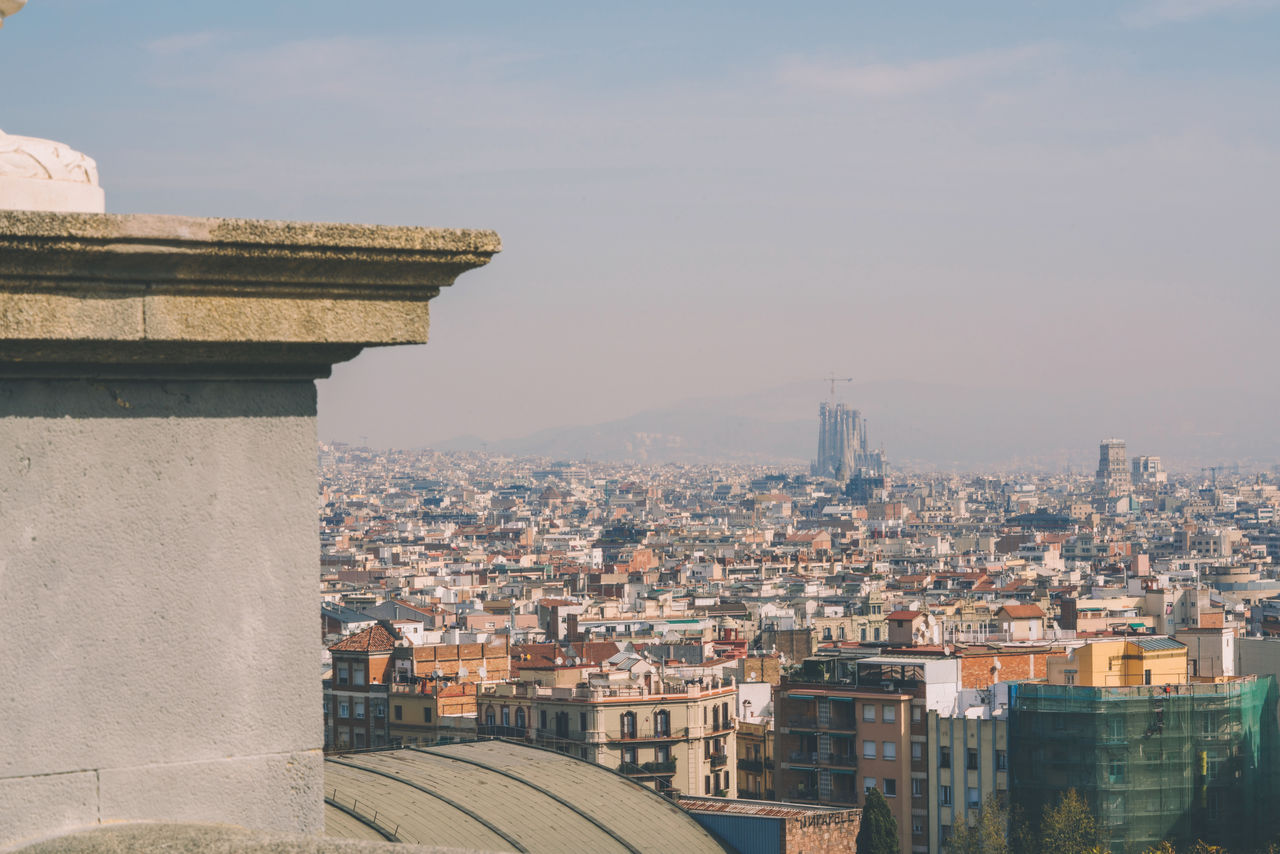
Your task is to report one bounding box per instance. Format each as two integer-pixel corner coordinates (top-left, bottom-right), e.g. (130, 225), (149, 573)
(0, 380), (322, 846)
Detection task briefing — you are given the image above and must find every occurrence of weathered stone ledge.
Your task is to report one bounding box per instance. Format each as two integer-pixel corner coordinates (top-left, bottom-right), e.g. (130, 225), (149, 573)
(0, 212), (500, 378)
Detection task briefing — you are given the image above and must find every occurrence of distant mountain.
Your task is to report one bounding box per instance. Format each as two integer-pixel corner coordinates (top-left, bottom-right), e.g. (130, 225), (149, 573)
(433, 380), (1280, 472)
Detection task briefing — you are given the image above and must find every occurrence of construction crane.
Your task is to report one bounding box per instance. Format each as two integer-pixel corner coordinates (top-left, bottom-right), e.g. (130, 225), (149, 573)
(824, 373), (854, 399)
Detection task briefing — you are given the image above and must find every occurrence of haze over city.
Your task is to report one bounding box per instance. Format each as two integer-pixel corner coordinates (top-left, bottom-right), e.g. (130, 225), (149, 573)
(5, 1), (1279, 466)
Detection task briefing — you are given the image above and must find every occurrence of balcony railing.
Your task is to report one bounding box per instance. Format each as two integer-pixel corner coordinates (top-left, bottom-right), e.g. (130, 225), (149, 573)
(787, 751), (857, 768)
(620, 760), (677, 776)
(612, 727), (684, 742)
(710, 752), (728, 769)
(781, 715), (856, 733)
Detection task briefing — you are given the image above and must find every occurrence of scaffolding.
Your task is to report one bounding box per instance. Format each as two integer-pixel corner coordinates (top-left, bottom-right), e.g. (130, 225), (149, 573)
(1009, 676), (1280, 854)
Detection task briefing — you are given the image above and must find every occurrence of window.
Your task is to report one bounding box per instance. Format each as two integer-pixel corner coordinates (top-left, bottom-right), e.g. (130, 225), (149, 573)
(622, 747), (636, 764)
(424, 707), (432, 723)
(967, 748), (979, 770)
(484, 707), (495, 727)
(1108, 759), (1126, 784)
(911, 742), (923, 761)
(996, 750), (1008, 771)
(883, 741), (897, 760)
(864, 777), (877, 794)
(337, 663), (349, 685)
(540, 710), (547, 730)
(516, 707), (526, 729)
(354, 700), (365, 720)
(861, 628), (867, 641)
(394, 704), (403, 721)
(354, 731), (365, 748)
(621, 711), (637, 738)
(655, 709), (670, 736)
(657, 745), (670, 764)
(967, 787), (980, 809)
(863, 704), (877, 723)
(579, 711), (587, 731)
(705, 776), (711, 795)
(882, 705), (896, 723)
(339, 701), (349, 718)
(940, 785), (953, 806)
(911, 706), (922, 723)
(863, 740), (877, 759)
(1206, 749), (1223, 781)
(372, 701), (384, 718)
(874, 628), (881, 641)
(912, 778), (924, 798)
(884, 778), (896, 797)
(823, 627), (832, 640)
(912, 819), (925, 836)
(353, 663), (366, 686)
(501, 706), (510, 727)
(939, 746), (951, 768)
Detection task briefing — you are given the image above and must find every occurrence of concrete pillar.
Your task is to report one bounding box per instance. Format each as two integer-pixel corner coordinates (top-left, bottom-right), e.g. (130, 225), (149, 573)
(0, 212), (498, 848)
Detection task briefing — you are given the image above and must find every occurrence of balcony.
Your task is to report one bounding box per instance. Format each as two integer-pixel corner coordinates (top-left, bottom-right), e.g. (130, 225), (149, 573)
(785, 751), (857, 769)
(620, 760), (677, 777)
(784, 787), (858, 807)
(779, 715), (856, 734)
(611, 727), (685, 743)
(710, 752), (728, 769)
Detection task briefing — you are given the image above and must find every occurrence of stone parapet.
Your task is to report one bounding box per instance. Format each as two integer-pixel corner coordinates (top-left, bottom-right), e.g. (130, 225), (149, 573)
(0, 212), (500, 377)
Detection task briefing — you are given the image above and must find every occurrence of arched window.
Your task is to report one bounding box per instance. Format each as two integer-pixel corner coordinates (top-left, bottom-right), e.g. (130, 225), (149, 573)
(823, 627), (832, 640)
(484, 706), (495, 727)
(861, 628), (867, 641)
(712, 705), (721, 731)
(620, 710), (636, 738)
(655, 709), (670, 736)
(515, 707), (527, 730)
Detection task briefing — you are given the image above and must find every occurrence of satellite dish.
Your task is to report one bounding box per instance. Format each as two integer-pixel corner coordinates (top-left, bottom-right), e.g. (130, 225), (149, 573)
(458, 666), (469, 678)
(555, 657), (564, 666)
(478, 665), (488, 679)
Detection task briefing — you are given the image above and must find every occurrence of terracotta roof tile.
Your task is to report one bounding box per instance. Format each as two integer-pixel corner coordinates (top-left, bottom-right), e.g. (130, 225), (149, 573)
(329, 624), (398, 653)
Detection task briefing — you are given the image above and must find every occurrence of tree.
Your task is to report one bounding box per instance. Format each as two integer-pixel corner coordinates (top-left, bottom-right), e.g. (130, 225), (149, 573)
(1039, 789), (1105, 854)
(949, 795), (1010, 854)
(856, 787), (899, 854)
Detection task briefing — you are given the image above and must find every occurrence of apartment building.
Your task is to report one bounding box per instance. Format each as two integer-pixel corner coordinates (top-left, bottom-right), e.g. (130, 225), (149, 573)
(479, 674), (738, 797)
(773, 676), (914, 853)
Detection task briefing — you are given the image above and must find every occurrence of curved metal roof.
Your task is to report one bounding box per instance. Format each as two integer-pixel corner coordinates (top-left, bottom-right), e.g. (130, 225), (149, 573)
(324, 741), (728, 854)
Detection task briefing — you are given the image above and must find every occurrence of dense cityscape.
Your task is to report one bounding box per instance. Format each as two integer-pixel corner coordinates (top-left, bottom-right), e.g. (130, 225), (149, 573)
(320, 402), (1280, 854)
(5, 2), (1278, 853)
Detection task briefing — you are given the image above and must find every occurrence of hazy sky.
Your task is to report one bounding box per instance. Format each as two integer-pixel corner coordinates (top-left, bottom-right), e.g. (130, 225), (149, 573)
(5, 1), (1279, 449)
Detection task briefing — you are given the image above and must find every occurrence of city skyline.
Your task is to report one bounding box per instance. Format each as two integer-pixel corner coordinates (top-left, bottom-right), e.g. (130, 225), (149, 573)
(4, 1), (1278, 455)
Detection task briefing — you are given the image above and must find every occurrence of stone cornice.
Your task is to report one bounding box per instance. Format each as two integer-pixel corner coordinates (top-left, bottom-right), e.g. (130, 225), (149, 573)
(0, 212), (500, 379)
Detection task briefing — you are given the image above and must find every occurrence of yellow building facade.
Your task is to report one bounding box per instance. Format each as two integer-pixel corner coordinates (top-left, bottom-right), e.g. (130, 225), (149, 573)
(1047, 637), (1188, 687)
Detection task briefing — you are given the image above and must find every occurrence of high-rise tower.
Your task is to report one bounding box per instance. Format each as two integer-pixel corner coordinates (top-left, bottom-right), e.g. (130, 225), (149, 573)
(1095, 438), (1131, 497)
